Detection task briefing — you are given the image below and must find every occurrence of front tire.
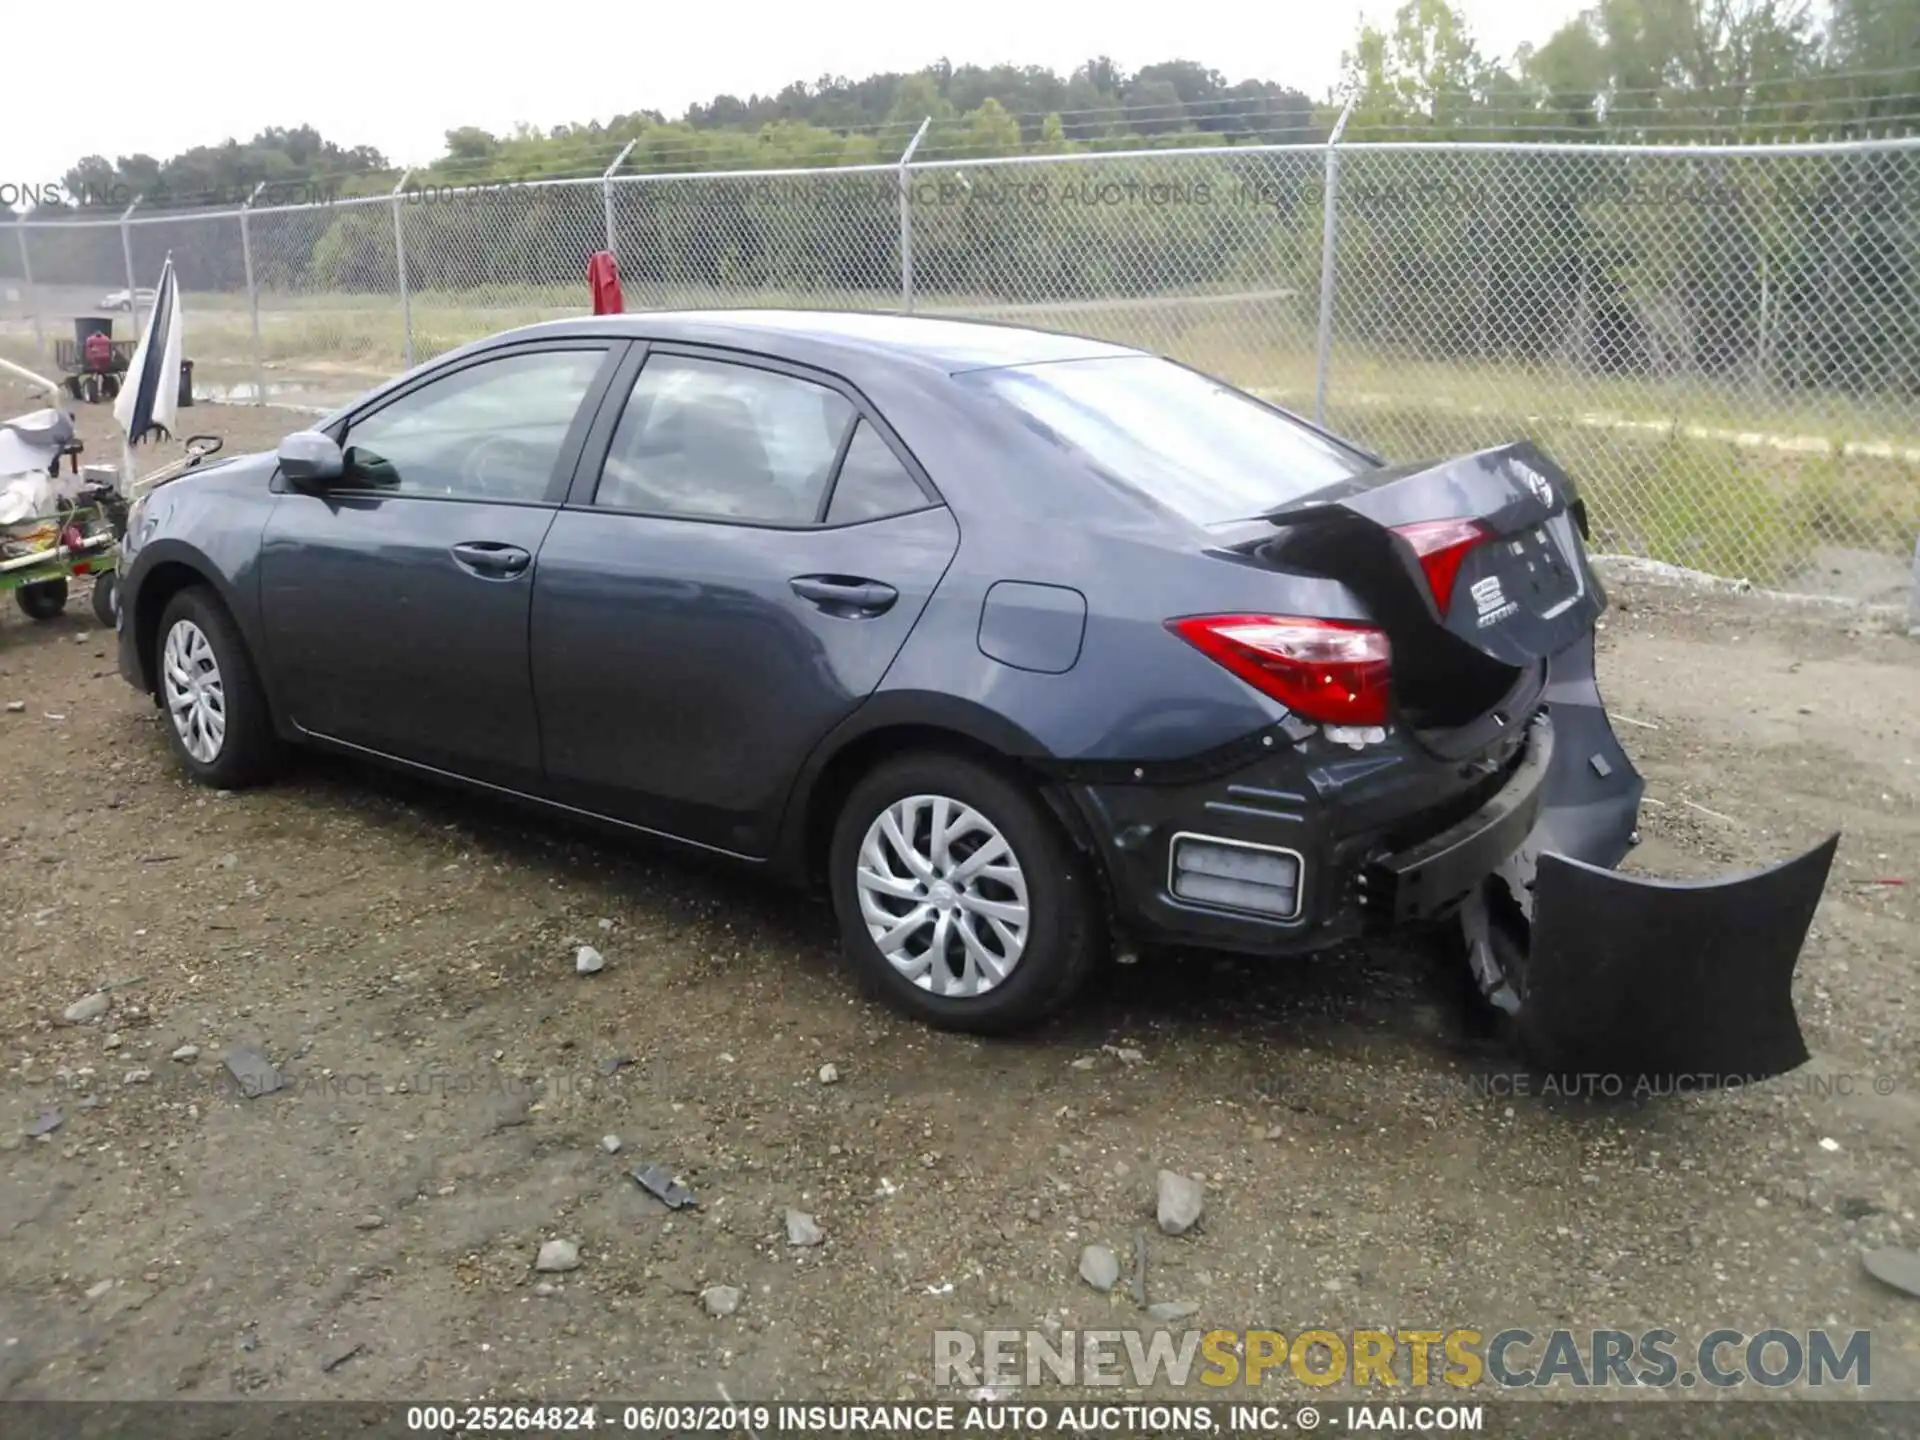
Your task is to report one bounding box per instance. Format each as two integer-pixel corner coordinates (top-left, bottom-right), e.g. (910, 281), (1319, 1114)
(155, 587), (283, 789)
(829, 752), (1101, 1034)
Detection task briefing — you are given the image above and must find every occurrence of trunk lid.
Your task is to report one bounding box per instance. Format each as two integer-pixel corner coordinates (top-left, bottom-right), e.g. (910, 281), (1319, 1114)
(1243, 441), (1606, 734)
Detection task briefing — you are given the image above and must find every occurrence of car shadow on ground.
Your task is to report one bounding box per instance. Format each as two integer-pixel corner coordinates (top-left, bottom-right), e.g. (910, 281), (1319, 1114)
(276, 744), (1521, 1072)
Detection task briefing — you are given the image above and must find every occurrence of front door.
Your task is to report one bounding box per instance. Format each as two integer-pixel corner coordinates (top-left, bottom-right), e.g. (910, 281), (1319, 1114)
(259, 343), (616, 789)
(531, 348), (959, 856)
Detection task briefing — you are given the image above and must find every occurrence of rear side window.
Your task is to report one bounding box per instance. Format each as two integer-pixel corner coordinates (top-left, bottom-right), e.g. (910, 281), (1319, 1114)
(824, 421), (928, 525)
(960, 355), (1371, 526)
(596, 355), (854, 523)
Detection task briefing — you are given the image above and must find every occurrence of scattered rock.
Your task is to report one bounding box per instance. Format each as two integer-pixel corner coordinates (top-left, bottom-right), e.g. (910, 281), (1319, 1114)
(354, 1214), (385, 1230)
(598, 1055), (629, 1077)
(1069, 1056), (1096, 1070)
(534, 1239), (581, 1273)
(103, 1032), (122, 1051)
(1148, 1300), (1200, 1322)
(785, 1209), (824, 1247)
(575, 945), (605, 975)
(216, 853), (238, 870)
(171, 1044), (200, 1062)
(84, 1279), (113, 1301)
(701, 1284), (743, 1318)
(1839, 1196), (1884, 1221)
(533, 1282), (559, 1297)
(25, 1109), (62, 1138)
(600, 1135), (622, 1155)
(1819, 1136), (1841, 1153)
(488, 1091), (532, 1131)
(122, 1068), (153, 1086)
(1079, 1244), (1121, 1292)
(223, 1044), (284, 1099)
(818, 1064), (839, 1085)
(63, 992), (110, 1024)
(4, 701), (23, 713)
(597, 918), (615, 932)
(1157, 1170), (1204, 1236)
(1862, 1248), (1920, 1300)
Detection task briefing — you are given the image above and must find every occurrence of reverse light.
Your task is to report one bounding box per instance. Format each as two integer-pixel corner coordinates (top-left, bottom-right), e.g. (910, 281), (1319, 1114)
(1392, 517), (1493, 615)
(1167, 614), (1392, 725)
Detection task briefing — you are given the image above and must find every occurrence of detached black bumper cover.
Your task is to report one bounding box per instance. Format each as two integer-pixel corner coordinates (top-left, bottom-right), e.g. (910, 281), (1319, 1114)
(1474, 633), (1840, 1085)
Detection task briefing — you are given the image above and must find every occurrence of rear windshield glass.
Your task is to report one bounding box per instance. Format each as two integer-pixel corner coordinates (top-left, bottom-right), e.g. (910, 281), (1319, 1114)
(960, 355), (1372, 526)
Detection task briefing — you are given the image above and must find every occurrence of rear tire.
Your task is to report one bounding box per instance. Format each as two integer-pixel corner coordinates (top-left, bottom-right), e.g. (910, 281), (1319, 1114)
(154, 587), (284, 789)
(16, 579), (67, 620)
(829, 752), (1101, 1034)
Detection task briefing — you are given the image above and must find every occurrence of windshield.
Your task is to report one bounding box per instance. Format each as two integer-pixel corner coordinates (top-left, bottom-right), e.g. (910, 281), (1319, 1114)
(961, 355), (1373, 525)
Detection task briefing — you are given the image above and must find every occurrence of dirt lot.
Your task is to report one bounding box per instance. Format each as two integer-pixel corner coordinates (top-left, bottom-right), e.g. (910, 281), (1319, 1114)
(1, 401), (1918, 1410)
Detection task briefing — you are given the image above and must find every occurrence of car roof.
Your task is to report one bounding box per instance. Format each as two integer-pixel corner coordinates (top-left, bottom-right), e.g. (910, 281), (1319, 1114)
(482, 308), (1146, 375)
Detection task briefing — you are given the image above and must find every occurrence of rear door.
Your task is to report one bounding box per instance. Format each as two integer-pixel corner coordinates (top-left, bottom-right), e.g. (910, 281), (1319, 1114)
(530, 345), (959, 857)
(259, 342), (618, 789)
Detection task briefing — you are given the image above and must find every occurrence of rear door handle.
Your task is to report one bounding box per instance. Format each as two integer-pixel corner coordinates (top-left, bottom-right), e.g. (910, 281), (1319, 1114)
(790, 575), (898, 615)
(450, 541), (532, 577)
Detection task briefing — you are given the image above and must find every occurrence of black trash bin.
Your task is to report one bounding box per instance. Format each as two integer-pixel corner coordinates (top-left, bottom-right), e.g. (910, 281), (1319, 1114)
(178, 359), (194, 408)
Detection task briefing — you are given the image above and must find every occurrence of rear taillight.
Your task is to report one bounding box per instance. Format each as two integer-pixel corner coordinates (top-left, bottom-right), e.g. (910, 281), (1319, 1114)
(1167, 614), (1392, 725)
(1392, 518), (1493, 615)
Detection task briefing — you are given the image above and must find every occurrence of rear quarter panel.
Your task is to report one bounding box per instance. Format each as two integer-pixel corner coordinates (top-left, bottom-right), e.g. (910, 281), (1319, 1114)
(865, 381), (1372, 764)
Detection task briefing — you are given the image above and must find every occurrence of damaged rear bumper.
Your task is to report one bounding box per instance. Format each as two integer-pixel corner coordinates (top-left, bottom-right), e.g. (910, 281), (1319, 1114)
(1449, 633), (1839, 1084)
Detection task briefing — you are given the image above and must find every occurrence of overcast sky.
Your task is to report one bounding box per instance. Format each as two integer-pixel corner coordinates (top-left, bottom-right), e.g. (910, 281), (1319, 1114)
(13, 0), (1593, 184)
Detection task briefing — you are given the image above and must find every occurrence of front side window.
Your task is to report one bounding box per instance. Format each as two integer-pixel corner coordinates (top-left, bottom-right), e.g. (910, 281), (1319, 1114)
(960, 355), (1372, 526)
(341, 349), (606, 502)
(595, 355), (856, 524)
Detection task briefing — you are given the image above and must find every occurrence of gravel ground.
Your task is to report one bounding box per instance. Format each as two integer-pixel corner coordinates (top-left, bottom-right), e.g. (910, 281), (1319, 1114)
(1, 400), (1917, 1410)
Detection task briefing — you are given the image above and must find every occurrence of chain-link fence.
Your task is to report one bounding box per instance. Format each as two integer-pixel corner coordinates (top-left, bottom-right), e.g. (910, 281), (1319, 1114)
(4, 135), (1917, 597)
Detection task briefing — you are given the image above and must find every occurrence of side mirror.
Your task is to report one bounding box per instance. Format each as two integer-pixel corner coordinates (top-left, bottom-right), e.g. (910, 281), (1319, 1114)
(277, 431), (344, 489)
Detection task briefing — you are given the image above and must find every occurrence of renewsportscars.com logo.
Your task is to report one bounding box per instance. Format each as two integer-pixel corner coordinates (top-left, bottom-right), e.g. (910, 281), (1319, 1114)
(933, 1327), (1872, 1391)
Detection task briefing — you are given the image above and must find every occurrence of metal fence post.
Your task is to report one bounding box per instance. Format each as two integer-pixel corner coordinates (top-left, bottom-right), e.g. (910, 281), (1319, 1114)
(15, 224), (42, 359)
(603, 140), (636, 269)
(1910, 532), (1920, 637)
(898, 117), (932, 312)
(120, 194), (144, 331)
(1313, 96), (1356, 428)
(241, 181), (266, 405)
(391, 170), (413, 370)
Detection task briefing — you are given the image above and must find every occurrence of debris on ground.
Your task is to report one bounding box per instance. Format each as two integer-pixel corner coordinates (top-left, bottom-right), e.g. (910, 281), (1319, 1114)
(26, 1109), (63, 1138)
(785, 1209), (824, 1247)
(1157, 1170), (1204, 1236)
(534, 1240), (581, 1274)
(1862, 1249), (1920, 1300)
(171, 1044), (200, 1062)
(63, 992), (110, 1024)
(223, 1045), (284, 1099)
(600, 1135), (622, 1154)
(1079, 1244), (1120, 1292)
(320, 1341), (366, 1373)
(575, 946), (605, 975)
(818, 1064), (839, 1085)
(701, 1284), (743, 1318)
(631, 1164), (697, 1210)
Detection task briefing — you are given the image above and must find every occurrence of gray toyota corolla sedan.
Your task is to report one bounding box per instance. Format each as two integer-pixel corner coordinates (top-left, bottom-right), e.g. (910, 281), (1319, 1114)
(114, 310), (1836, 1079)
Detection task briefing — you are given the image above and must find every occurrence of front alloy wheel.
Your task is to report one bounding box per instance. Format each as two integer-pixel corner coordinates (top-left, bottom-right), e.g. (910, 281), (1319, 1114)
(152, 586), (283, 789)
(855, 794), (1032, 997)
(163, 618), (226, 763)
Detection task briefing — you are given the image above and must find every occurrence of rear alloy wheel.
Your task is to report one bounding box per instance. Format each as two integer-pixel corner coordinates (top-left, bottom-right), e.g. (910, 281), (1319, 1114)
(155, 587), (283, 789)
(830, 753), (1100, 1033)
